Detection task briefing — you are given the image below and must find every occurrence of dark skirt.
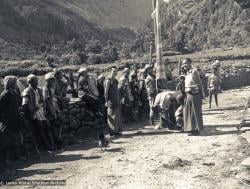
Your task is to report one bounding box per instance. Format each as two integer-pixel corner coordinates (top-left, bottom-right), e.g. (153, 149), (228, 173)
(107, 101), (122, 134)
(184, 93), (203, 132)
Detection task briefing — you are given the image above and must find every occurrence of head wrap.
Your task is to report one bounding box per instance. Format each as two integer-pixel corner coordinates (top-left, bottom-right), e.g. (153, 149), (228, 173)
(144, 64), (153, 74)
(78, 67), (88, 74)
(212, 60), (221, 68)
(123, 68), (129, 74)
(97, 75), (105, 81)
(45, 72), (55, 81)
(27, 74), (37, 83)
(4, 75), (17, 90)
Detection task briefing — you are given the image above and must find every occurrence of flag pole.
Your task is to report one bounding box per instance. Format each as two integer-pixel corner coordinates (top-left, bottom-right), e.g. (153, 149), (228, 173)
(152, 0), (157, 60)
(155, 0), (166, 92)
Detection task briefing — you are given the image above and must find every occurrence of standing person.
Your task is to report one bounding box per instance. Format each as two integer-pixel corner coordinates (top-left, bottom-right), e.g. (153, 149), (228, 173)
(105, 67), (122, 137)
(119, 68), (134, 124)
(129, 70), (140, 122)
(138, 69), (149, 119)
(22, 74), (55, 151)
(182, 58), (205, 135)
(208, 65), (220, 109)
(145, 65), (157, 125)
(43, 73), (62, 148)
(97, 75), (106, 118)
(0, 76), (23, 167)
(53, 68), (69, 109)
(97, 75), (109, 147)
(212, 60), (221, 92)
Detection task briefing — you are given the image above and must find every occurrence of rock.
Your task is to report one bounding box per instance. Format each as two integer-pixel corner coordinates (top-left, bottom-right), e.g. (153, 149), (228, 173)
(202, 162), (215, 166)
(241, 157), (250, 168)
(162, 156), (191, 169)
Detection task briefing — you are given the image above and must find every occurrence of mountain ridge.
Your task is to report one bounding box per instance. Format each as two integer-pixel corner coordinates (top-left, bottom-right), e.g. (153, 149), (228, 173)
(0, 0), (152, 46)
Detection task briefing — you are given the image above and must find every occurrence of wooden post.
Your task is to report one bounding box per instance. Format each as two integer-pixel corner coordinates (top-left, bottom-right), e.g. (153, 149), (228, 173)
(155, 0), (166, 92)
(152, 0), (157, 55)
(178, 58), (182, 76)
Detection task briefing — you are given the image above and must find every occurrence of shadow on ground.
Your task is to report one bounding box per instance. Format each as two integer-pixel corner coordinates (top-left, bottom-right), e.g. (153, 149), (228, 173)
(201, 124), (240, 136)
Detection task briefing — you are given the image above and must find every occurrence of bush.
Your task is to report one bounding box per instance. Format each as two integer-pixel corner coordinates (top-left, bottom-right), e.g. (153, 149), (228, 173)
(87, 54), (102, 65)
(85, 39), (103, 54)
(69, 52), (81, 65)
(101, 45), (119, 63)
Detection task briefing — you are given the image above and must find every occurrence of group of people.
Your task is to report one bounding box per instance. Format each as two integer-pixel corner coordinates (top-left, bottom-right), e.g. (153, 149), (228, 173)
(0, 58), (222, 172)
(0, 63), (156, 168)
(151, 58), (221, 136)
(0, 70), (70, 168)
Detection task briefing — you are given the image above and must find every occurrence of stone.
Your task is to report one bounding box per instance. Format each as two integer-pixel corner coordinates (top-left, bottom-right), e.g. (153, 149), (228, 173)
(202, 162), (215, 166)
(241, 157), (250, 168)
(162, 156), (191, 169)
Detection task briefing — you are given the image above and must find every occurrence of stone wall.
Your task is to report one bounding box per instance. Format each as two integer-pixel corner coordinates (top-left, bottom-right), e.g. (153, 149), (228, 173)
(221, 70), (250, 90)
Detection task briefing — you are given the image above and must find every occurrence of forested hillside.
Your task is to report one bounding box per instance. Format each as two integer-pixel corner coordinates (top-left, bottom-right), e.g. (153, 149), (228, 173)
(0, 0), (151, 46)
(142, 0), (250, 52)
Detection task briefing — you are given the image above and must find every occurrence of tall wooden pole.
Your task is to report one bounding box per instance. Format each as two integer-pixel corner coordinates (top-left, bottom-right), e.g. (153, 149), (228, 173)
(152, 0), (157, 57)
(155, 0), (165, 80)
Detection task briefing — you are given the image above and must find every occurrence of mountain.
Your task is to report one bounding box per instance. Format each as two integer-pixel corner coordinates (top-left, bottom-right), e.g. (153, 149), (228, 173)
(0, 0), (152, 46)
(142, 0), (250, 52)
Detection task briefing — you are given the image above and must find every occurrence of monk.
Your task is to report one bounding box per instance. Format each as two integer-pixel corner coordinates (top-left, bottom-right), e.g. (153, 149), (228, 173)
(182, 58), (205, 135)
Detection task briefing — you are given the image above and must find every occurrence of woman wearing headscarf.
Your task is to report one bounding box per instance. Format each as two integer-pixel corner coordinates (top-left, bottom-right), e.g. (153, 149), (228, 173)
(43, 73), (62, 148)
(182, 58), (205, 135)
(0, 76), (23, 165)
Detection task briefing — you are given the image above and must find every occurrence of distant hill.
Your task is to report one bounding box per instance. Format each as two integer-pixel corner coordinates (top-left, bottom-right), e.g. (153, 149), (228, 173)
(142, 0), (250, 52)
(0, 0), (152, 46)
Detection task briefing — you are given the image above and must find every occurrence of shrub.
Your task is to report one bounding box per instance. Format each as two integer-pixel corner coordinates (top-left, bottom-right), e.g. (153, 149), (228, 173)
(87, 54), (102, 65)
(101, 45), (119, 63)
(85, 39), (103, 54)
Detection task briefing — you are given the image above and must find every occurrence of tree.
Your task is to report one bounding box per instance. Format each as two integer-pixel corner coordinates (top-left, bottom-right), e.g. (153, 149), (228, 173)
(85, 39), (102, 54)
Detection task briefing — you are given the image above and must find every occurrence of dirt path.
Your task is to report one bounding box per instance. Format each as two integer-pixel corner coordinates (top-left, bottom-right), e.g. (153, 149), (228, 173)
(3, 87), (250, 189)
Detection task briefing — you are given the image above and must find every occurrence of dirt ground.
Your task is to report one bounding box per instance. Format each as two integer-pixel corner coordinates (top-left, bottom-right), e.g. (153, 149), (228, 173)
(2, 87), (250, 189)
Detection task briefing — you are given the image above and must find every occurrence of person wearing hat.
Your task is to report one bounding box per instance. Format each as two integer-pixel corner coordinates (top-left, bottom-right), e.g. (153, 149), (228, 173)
(182, 58), (205, 135)
(207, 64), (220, 109)
(22, 74), (55, 151)
(0, 76), (24, 168)
(119, 68), (134, 124)
(145, 65), (157, 125)
(43, 73), (62, 148)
